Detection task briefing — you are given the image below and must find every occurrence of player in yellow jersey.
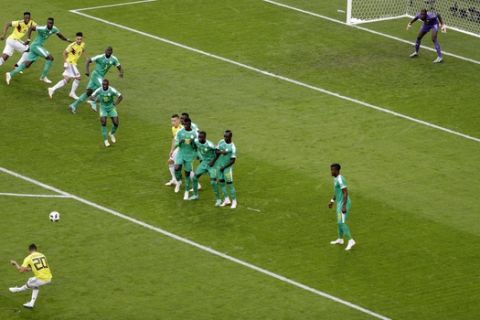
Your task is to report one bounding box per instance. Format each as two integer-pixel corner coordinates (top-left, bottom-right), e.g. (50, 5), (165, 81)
(166, 114), (184, 192)
(9, 244), (52, 309)
(48, 32), (86, 99)
(0, 12), (36, 67)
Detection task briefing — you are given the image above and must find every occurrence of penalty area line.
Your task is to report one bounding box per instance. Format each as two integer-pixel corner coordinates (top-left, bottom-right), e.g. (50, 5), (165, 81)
(0, 192), (72, 198)
(0, 165), (392, 320)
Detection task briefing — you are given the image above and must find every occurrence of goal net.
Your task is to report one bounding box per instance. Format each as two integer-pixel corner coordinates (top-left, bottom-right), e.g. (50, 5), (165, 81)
(347, 0), (480, 38)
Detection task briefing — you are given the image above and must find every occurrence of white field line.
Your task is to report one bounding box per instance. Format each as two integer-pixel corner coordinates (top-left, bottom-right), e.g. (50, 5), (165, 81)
(263, 0), (480, 65)
(0, 192), (71, 198)
(247, 207), (262, 213)
(69, 4), (480, 144)
(0, 165), (391, 320)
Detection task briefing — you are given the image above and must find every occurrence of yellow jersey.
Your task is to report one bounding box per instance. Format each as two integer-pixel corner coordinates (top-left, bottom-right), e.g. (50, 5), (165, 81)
(172, 125), (183, 138)
(22, 252), (52, 281)
(8, 20), (37, 41)
(65, 41), (85, 65)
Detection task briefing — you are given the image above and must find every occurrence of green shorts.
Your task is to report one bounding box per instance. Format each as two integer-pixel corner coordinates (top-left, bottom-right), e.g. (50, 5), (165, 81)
(175, 152), (195, 172)
(27, 45), (50, 62)
(216, 166), (233, 182)
(99, 105), (118, 118)
(87, 73), (103, 91)
(195, 161), (217, 179)
(336, 201), (351, 224)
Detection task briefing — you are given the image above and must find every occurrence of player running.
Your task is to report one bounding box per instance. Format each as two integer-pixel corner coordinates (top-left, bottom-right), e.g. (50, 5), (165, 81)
(0, 12), (36, 68)
(174, 118), (198, 200)
(189, 131), (221, 204)
(48, 32), (86, 99)
(69, 46), (123, 113)
(6, 17), (71, 85)
(9, 244), (52, 309)
(215, 130), (237, 209)
(166, 114), (183, 192)
(328, 163), (356, 251)
(407, 9), (446, 63)
(90, 79), (123, 147)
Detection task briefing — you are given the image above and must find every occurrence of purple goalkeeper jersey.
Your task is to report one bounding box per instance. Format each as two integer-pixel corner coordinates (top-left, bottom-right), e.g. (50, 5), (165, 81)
(416, 12), (439, 26)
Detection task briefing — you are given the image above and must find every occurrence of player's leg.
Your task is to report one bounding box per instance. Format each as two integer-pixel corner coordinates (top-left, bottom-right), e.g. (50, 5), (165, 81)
(109, 115), (119, 143)
(0, 39), (15, 66)
(190, 164), (206, 200)
(207, 166), (221, 206)
(411, 29), (428, 57)
(431, 27), (443, 63)
(100, 116), (110, 147)
(23, 277), (50, 308)
(217, 169), (231, 207)
(174, 153), (184, 192)
(70, 75), (81, 99)
(70, 87), (94, 113)
(183, 160), (193, 200)
(49, 76), (70, 98)
(224, 167), (237, 209)
(166, 148), (179, 186)
(330, 210), (345, 245)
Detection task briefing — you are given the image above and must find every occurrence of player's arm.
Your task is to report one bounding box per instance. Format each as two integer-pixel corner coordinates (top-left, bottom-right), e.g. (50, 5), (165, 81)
(219, 157), (235, 172)
(25, 25), (37, 45)
(341, 187), (348, 213)
(10, 260), (30, 273)
(0, 22), (12, 40)
(117, 64), (124, 78)
(85, 57), (93, 76)
(56, 32), (71, 43)
(407, 16), (419, 30)
(328, 195), (336, 208)
(114, 94), (123, 106)
(438, 14), (447, 32)
(89, 88), (99, 101)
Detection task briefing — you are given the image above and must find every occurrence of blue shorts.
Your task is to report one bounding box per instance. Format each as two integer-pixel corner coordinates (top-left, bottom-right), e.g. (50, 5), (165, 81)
(421, 24), (438, 33)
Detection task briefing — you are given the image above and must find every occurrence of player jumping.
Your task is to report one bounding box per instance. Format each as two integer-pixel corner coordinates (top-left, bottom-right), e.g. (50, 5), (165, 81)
(69, 46), (123, 113)
(9, 244), (53, 309)
(6, 17), (71, 85)
(0, 12), (36, 68)
(48, 32), (86, 99)
(90, 79), (123, 147)
(407, 8), (446, 63)
(215, 130), (237, 209)
(328, 163), (355, 251)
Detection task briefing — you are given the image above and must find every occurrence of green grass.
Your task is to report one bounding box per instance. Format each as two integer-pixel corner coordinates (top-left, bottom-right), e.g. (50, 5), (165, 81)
(1, 0), (479, 319)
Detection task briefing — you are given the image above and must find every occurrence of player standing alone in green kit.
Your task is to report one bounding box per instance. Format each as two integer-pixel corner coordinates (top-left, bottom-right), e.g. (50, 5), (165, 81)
(328, 163), (356, 251)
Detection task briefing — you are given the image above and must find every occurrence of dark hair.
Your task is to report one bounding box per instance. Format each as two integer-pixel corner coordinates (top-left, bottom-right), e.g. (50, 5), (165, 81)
(24, 12), (31, 16)
(48, 17), (54, 23)
(29, 244), (37, 251)
(420, 8), (427, 14)
(331, 163), (341, 170)
(198, 130), (206, 137)
(184, 117), (191, 124)
(224, 130), (232, 135)
(76, 32), (83, 37)
(181, 112), (189, 118)
(171, 114), (179, 118)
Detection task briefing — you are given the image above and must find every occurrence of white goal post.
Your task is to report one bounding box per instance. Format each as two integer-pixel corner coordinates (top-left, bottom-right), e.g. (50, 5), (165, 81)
(346, 0), (480, 38)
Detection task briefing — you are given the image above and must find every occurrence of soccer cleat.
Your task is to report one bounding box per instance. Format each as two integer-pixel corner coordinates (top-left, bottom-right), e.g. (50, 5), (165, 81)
(69, 92), (79, 100)
(345, 239), (356, 251)
(48, 87), (54, 99)
(165, 180), (175, 186)
(104, 140), (110, 148)
(9, 287), (21, 293)
(174, 181), (182, 193)
(68, 104), (76, 114)
(183, 191), (189, 200)
(433, 57), (443, 63)
(23, 301), (34, 309)
(189, 194), (199, 201)
(87, 100), (97, 112)
(215, 199), (222, 207)
(108, 132), (116, 144)
(409, 52), (418, 58)
(5, 72), (11, 85)
(220, 198), (231, 207)
(330, 239), (344, 245)
(231, 199), (237, 209)
(40, 77), (52, 84)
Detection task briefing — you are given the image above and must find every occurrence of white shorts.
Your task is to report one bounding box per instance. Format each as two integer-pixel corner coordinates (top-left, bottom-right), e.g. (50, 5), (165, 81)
(169, 147), (179, 162)
(27, 277), (51, 288)
(62, 63), (81, 78)
(2, 38), (28, 56)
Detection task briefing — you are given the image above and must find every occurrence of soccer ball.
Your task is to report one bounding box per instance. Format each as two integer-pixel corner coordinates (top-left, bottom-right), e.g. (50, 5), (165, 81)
(49, 211), (60, 222)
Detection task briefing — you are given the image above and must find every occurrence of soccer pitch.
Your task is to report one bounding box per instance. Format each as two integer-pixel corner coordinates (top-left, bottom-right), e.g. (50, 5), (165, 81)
(1, 0), (479, 319)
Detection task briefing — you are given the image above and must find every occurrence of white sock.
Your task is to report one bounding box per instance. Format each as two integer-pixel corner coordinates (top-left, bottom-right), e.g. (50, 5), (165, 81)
(30, 288), (39, 304)
(0, 57), (4, 66)
(169, 165), (176, 181)
(52, 79), (67, 92)
(18, 285), (28, 292)
(71, 79), (80, 95)
(16, 52), (28, 66)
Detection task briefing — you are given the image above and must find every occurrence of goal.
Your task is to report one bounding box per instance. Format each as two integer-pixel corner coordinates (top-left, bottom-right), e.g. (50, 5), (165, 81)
(346, 0), (480, 38)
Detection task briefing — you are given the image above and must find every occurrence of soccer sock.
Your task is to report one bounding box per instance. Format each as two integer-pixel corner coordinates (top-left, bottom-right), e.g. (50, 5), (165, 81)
(110, 125), (118, 135)
(192, 175), (199, 195)
(30, 288), (39, 304)
(210, 179), (220, 200)
(415, 38), (421, 53)
(337, 223), (344, 239)
(18, 285), (28, 292)
(10, 64), (26, 77)
(71, 92), (88, 109)
(41, 59), (53, 79)
(52, 79), (67, 92)
(0, 57), (4, 66)
(227, 182), (236, 200)
(175, 169), (182, 182)
(219, 181), (227, 199)
(101, 125), (107, 140)
(434, 40), (442, 58)
(16, 52), (28, 66)
(169, 165), (176, 181)
(71, 79), (80, 95)
(185, 172), (192, 191)
(341, 223), (352, 240)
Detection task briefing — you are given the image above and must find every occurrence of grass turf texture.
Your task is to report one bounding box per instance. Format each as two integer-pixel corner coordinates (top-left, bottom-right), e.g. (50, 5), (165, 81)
(1, 0), (479, 319)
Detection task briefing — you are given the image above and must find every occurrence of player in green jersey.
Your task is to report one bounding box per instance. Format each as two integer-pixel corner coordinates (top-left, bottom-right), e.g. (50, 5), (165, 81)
(69, 46), (123, 113)
(174, 118), (198, 200)
(6, 17), (70, 85)
(180, 112), (201, 191)
(328, 163), (356, 251)
(189, 131), (221, 204)
(90, 79), (123, 147)
(214, 130), (237, 209)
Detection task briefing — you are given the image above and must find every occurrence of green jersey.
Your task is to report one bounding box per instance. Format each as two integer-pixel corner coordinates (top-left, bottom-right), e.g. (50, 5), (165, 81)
(216, 139), (236, 167)
(333, 175), (350, 206)
(194, 139), (216, 162)
(91, 54), (121, 77)
(92, 86), (121, 108)
(175, 128), (198, 157)
(31, 25), (59, 47)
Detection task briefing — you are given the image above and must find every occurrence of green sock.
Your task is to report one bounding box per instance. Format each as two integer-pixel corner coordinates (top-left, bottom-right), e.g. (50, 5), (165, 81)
(342, 223), (352, 240)
(71, 92), (88, 108)
(175, 170), (182, 182)
(219, 181), (227, 198)
(110, 125), (118, 135)
(337, 224), (344, 238)
(192, 176), (199, 196)
(10, 64), (26, 77)
(101, 126), (107, 140)
(40, 59), (53, 79)
(210, 179), (220, 200)
(227, 182), (236, 200)
(185, 173), (192, 191)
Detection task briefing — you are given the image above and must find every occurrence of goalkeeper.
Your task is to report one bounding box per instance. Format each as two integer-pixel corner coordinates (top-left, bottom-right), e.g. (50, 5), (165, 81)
(407, 8), (446, 63)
